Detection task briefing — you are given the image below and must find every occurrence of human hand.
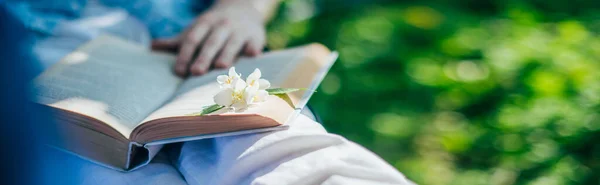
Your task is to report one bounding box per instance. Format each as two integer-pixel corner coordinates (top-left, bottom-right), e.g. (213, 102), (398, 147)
(152, 0), (267, 76)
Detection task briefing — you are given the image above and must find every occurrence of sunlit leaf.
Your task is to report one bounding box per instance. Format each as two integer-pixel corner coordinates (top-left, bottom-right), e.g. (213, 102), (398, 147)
(266, 88), (309, 95)
(189, 104), (225, 116)
(274, 93), (296, 108)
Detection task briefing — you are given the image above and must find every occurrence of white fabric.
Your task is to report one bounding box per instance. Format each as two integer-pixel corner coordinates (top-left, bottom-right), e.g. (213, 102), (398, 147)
(174, 115), (414, 185)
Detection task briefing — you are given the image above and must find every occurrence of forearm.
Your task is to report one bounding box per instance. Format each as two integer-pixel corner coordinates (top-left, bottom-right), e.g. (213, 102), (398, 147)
(212, 0), (281, 23)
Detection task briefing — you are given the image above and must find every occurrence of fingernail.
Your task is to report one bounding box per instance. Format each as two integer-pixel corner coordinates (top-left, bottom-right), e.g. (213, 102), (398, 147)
(191, 67), (206, 75)
(215, 61), (229, 68)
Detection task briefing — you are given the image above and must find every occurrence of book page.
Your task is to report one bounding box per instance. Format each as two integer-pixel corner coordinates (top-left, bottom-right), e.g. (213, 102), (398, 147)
(139, 47), (309, 123)
(33, 35), (183, 138)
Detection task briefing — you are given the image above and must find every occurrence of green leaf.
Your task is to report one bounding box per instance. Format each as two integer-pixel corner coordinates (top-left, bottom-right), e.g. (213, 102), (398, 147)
(266, 88), (310, 95)
(189, 104), (225, 116)
(274, 93), (296, 108)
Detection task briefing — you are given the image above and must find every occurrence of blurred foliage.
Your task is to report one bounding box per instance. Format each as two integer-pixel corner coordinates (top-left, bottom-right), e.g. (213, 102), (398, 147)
(267, 0), (600, 184)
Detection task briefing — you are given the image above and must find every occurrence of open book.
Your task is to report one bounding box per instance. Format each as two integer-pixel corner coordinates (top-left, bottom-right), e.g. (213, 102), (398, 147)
(32, 35), (337, 171)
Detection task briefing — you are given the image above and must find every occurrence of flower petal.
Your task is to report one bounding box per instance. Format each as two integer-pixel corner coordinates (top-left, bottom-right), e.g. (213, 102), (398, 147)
(246, 68), (261, 87)
(228, 67), (238, 77)
(231, 101), (248, 111)
(217, 75), (229, 84)
(248, 68), (261, 80)
(254, 90), (269, 103)
(233, 78), (247, 92)
(245, 80), (259, 94)
(214, 88), (234, 106)
(258, 79), (271, 90)
(244, 88), (255, 104)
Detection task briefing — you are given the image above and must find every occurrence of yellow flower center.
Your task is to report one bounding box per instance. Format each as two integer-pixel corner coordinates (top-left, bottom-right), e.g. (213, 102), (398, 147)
(232, 91), (243, 102)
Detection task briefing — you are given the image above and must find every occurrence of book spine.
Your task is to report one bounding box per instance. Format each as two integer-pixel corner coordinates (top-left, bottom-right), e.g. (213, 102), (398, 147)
(125, 142), (164, 171)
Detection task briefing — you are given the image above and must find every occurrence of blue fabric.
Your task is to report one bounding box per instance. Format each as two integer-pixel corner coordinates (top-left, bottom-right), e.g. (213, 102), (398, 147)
(4, 0), (212, 37)
(41, 145), (188, 185)
(0, 3), (55, 184)
(5, 0), (212, 69)
(2, 1), (209, 184)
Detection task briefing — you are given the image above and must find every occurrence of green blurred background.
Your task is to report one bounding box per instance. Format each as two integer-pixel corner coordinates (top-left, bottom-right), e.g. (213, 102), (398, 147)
(266, 0), (600, 184)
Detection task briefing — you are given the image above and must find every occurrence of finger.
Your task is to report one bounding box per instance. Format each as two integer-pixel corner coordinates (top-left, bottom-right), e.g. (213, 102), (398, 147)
(243, 32), (266, 56)
(151, 37), (180, 52)
(189, 25), (232, 75)
(214, 33), (245, 68)
(176, 23), (211, 76)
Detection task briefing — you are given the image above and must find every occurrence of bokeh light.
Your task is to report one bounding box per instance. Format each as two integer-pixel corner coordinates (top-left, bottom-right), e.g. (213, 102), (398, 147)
(267, 0), (600, 184)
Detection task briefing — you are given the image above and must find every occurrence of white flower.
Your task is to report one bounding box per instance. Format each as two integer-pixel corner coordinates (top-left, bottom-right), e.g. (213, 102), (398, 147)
(217, 67), (241, 88)
(213, 67), (270, 111)
(214, 78), (247, 110)
(250, 89), (269, 103)
(246, 68), (270, 90)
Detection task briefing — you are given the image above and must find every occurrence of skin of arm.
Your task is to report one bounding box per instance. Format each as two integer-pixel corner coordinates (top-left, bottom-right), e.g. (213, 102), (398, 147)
(151, 0), (282, 76)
